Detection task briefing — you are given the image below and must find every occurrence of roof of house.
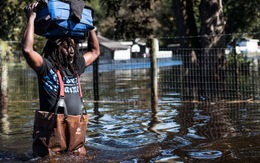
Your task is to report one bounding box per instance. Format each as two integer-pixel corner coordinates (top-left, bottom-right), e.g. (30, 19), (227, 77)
(98, 35), (130, 50)
(79, 34), (130, 50)
(98, 35), (111, 42)
(101, 41), (129, 51)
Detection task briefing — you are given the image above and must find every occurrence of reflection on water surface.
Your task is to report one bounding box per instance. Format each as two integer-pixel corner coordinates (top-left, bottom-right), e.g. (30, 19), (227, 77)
(0, 65), (259, 162)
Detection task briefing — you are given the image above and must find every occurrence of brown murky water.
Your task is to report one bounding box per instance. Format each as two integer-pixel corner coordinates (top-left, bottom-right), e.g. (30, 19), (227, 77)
(0, 64), (260, 163)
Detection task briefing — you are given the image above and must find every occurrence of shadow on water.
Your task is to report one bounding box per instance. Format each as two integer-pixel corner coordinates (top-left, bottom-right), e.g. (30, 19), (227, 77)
(0, 65), (260, 162)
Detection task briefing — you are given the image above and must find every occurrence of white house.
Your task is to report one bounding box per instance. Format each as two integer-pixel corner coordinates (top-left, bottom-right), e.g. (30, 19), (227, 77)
(79, 34), (131, 61)
(236, 39), (259, 54)
(100, 41), (131, 60)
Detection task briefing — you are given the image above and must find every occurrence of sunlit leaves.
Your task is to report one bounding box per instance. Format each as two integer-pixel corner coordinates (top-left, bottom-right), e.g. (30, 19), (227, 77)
(0, 0), (34, 40)
(99, 0), (162, 40)
(223, 0), (260, 36)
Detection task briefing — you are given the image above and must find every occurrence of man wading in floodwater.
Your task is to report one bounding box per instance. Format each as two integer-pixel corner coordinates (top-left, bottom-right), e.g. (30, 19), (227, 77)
(22, 1), (99, 157)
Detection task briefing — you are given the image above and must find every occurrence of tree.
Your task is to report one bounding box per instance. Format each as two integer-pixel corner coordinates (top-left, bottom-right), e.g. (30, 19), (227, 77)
(0, 40), (10, 104)
(172, 0), (259, 101)
(224, 0), (260, 41)
(99, 0), (170, 40)
(0, 0), (35, 40)
(173, 0), (226, 101)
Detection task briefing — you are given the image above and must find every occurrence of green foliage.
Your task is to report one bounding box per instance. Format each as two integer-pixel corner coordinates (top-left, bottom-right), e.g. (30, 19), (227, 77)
(226, 52), (253, 76)
(0, 39), (13, 61)
(98, 0), (172, 40)
(0, 0), (34, 40)
(224, 0), (260, 39)
(96, 0), (259, 41)
(0, 0), (259, 42)
(0, 0), (47, 61)
(85, 0), (113, 37)
(153, 0), (176, 37)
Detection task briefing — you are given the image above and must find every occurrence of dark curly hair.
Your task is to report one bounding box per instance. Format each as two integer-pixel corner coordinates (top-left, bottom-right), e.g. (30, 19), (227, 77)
(42, 37), (79, 77)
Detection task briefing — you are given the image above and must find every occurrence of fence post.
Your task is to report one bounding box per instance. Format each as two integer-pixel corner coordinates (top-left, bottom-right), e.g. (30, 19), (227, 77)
(150, 38), (159, 110)
(93, 57), (99, 110)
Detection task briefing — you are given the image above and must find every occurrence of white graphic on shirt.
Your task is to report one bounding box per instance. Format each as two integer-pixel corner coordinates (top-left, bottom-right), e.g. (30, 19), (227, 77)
(43, 69), (80, 94)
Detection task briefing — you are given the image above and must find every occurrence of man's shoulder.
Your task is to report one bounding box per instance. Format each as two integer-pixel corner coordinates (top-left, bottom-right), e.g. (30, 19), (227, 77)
(36, 58), (54, 76)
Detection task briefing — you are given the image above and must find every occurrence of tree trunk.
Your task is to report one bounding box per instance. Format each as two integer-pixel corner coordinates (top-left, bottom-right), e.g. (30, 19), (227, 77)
(173, 0), (226, 101)
(199, 0), (226, 101)
(173, 0), (200, 101)
(0, 42), (9, 109)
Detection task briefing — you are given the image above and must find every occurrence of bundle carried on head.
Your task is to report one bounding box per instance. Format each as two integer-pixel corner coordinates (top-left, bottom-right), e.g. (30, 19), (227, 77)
(31, 0), (94, 40)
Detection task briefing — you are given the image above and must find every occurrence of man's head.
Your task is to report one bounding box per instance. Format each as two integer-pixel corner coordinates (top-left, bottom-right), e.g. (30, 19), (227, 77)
(43, 37), (79, 76)
(59, 37), (76, 64)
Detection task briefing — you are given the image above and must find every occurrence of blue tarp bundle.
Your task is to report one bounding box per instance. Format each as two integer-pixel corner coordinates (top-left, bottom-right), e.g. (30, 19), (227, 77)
(34, 0), (94, 39)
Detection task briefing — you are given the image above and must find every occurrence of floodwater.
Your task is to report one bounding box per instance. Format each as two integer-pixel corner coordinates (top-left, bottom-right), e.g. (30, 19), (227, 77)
(0, 63), (260, 163)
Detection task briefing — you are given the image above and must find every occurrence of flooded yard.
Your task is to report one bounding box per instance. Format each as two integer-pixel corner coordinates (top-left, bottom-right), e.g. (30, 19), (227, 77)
(0, 63), (260, 162)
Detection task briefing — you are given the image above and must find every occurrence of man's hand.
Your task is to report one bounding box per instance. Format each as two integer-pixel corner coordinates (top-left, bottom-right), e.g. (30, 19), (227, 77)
(24, 2), (38, 19)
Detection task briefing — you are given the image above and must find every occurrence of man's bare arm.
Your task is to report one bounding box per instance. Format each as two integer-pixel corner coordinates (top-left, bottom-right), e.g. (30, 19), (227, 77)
(83, 30), (100, 66)
(21, 2), (43, 71)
